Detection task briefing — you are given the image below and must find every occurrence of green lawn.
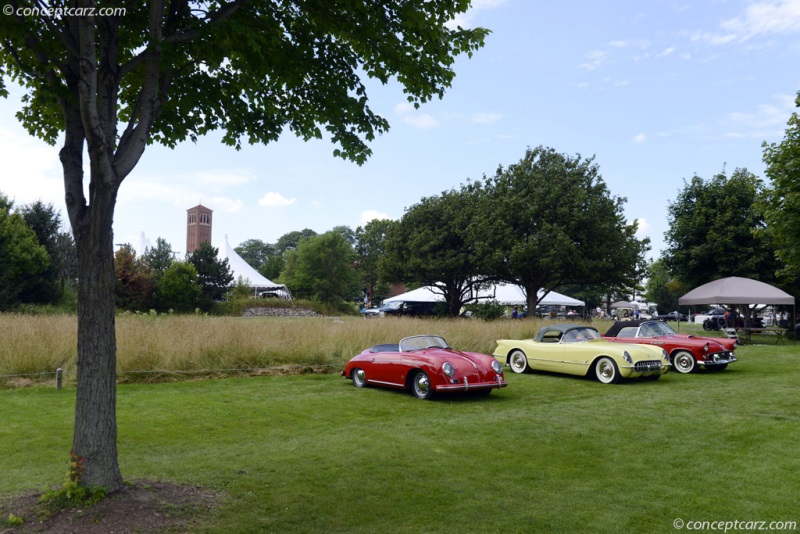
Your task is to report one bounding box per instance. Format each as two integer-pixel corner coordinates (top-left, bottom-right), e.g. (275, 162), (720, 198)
(2, 341), (799, 532)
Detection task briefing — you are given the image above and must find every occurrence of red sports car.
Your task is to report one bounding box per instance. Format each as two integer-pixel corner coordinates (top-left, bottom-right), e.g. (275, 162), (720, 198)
(342, 335), (507, 400)
(604, 319), (737, 374)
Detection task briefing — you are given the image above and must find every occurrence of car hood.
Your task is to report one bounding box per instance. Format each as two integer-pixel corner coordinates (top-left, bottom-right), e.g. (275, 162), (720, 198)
(405, 347), (493, 371)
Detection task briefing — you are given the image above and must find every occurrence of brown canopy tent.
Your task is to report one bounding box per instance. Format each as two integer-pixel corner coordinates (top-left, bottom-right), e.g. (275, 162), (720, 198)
(678, 276), (795, 332)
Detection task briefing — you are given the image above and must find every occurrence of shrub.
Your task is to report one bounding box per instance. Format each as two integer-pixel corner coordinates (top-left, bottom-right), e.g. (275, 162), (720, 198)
(463, 300), (507, 320)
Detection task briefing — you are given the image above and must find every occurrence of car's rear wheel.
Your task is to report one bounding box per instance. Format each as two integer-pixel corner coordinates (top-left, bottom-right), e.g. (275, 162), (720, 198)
(672, 351), (697, 374)
(411, 371), (434, 400)
(351, 368), (367, 388)
(508, 350), (529, 374)
(595, 357), (620, 384)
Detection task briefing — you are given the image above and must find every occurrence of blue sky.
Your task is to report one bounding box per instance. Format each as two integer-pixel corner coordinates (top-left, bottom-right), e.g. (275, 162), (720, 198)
(1, 0), (799, 260)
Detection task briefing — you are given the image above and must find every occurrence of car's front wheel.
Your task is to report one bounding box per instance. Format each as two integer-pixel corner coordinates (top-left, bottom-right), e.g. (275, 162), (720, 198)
(411, 370), (434, 400)
(351, 368), (367, 388)
(672, 351), (697, 374)
(508, 350), (530, 374)
(595, 357), (620, 384)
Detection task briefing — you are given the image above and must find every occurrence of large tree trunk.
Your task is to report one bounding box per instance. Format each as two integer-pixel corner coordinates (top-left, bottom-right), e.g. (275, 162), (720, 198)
(61, 99), (124, 491)
(71, 185), (123, 491)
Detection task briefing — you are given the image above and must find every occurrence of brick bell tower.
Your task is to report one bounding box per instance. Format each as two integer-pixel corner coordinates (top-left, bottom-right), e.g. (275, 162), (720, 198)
(186, 204), (213, 254)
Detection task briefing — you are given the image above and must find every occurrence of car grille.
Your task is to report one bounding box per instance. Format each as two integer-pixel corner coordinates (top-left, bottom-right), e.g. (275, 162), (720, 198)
(634, 360), (662, 372)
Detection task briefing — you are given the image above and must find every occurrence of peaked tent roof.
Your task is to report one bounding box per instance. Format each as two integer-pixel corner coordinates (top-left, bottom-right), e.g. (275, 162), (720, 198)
(383, 283), (584, 307)
(218, 236), (287, 290)
(678, 276), (794, 306)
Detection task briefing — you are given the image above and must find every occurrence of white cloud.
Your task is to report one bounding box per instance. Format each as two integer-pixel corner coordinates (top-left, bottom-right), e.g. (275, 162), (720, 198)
(633, 132), (647, 143)
(471, 113), (503, 124)
(724, 93), (797, 136)
(395, 102), (439, 129)
(634, 218), (653, 237)
(394, 102), (414, 115)
(578, 50), (609, 71)
(403, 114), (439, 129)
(722, 0), (800, 38)
(360, 210), (392, 223)
(193, 169), (255, 189)
(696, 0), (800, 44)
(208, 197), (244, 213)
(258, 192), (297, 207)
(0, 126), (63, 207)
(446, 0), (506, 29)
(608, 39), (651, 50)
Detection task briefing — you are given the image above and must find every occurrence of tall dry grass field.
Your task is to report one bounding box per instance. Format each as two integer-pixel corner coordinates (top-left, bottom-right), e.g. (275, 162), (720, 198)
(0, 313), (615, 384)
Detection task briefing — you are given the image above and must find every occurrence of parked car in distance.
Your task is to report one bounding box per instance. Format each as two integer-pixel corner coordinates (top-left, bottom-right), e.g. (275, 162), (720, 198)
(342, 335), (507, 399)
(378, 300), (438, 317)
(603, 319), (737, 374)
(656, 311), (688, 322)
(493, 324), (670, 384)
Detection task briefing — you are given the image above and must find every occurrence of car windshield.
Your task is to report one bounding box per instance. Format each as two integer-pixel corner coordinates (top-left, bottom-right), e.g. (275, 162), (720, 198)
(399, 335), (449, 351)
(639, 321), (676, 338)
(561, 328), (602, 343)
(382, 301), (403, 311)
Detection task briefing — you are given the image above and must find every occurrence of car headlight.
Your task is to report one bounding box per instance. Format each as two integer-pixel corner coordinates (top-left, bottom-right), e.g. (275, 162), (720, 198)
(703, 343), (709, 353)
(442, 362), (455, 377)
(492, 360), (503, 374)
(661, 349), (669, 362)
(623, 351), (633, 364)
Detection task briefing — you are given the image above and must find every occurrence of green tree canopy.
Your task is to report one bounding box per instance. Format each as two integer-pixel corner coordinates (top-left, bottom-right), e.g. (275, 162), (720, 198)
(18, 200), (63, 303)
(275, 229), (318, 255)
(234, 239), (274, 271)
(281, 231), (359, 304)
(142, 237), (176, 282)
(663, 168), (779, 289)
(156, 262), (200, 312)
(644, 258), (688, 313)
(1, 0), (487, 490)
(0, 194), (50, 309)
(762, 91), (800, 282)
(355, 218), (396, 302)
(114, 245), (154, 311)
(383, 188), (488, 316)
(187, 242), (234, 310)
(473, 146), (648, 312)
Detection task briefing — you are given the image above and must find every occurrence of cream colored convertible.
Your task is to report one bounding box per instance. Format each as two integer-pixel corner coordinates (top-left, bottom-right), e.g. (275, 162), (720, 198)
(494, 324), (670, 384)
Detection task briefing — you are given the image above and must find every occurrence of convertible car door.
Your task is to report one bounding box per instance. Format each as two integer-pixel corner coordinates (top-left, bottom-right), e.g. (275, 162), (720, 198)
(528, 341), (562, 370)
(368, 350), (407, 387)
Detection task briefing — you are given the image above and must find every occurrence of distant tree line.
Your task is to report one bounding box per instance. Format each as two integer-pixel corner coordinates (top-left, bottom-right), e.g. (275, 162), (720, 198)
(236, 146), (651, 316)
(0, 194), (77, 311)
(6, 114), (800, 316)
(114, 240), (233, 312)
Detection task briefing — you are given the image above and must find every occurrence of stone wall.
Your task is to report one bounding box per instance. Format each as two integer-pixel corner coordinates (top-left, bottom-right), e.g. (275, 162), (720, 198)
(243, 307), (321, 317)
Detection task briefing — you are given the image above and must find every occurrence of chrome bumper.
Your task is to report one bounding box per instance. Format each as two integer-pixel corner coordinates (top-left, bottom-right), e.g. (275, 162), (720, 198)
(436, 375), (508, 391)
(702, 352), (737, 366)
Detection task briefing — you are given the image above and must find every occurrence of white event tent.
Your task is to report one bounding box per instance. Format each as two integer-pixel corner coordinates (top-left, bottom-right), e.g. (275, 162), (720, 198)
(218, 236), (291, 299)
(384, 283), (584, 307)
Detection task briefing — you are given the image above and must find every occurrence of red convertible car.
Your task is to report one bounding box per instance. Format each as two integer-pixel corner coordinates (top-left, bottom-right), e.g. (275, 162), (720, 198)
(604, 319), (737, 374)
(342, 335), (507, 400)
